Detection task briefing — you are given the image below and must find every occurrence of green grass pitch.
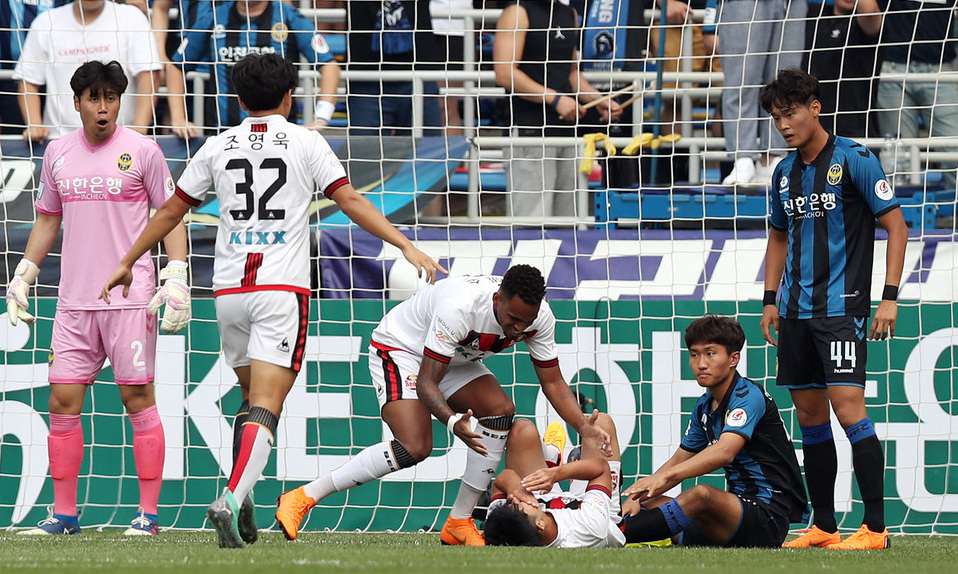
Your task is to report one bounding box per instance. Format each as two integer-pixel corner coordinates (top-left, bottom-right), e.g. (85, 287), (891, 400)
(2, 531), (958, 573)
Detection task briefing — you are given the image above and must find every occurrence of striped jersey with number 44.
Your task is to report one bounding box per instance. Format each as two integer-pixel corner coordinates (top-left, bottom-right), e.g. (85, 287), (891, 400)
(175, 114), (349, 295)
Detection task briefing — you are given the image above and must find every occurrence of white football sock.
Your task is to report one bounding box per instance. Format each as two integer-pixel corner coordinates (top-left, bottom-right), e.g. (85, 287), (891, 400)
(303, 441), (400, 502)
(450, 421), (509, 519)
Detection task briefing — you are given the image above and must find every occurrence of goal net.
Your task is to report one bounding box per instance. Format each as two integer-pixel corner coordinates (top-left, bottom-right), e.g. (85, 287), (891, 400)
(0, 0), (956, 535)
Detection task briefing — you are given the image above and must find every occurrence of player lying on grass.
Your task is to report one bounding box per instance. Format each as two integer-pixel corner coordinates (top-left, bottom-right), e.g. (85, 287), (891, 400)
(102, 53), (443, 548)
(619, 315), (809, 548)
(481, 412), (625, 548)
(276, 267), (610, 546)
(9, 60), (189, 537)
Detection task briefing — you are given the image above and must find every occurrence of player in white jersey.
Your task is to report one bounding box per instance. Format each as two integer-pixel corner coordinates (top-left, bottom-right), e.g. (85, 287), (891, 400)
(483, 411), (625, 548)
(102, 54), (443, 548)
(7, 61), (189, 537)
(275, 265), (611, 546)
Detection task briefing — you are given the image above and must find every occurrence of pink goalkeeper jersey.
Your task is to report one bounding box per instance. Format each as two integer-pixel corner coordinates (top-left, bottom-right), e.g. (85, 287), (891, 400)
(35, 127), (175, 310)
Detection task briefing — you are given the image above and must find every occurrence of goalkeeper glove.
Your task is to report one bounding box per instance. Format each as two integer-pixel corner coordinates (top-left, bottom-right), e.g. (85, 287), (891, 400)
(148, 260), (191, 333)
(6, 258), (38, 326)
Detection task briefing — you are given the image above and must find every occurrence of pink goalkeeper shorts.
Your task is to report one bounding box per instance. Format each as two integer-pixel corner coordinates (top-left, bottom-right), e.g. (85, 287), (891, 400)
(49, 308), (157, 385)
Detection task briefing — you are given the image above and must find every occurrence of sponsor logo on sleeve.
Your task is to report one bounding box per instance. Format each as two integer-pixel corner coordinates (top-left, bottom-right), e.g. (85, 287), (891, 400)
(875, 179), (894, 201)
(725, 407), (748, 428)
(311, 33), (330, 54)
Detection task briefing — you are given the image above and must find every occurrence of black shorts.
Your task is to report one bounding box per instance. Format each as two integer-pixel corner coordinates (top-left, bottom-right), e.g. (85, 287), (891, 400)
(776, 316), (868, 389)
(680, 497), (790, 548)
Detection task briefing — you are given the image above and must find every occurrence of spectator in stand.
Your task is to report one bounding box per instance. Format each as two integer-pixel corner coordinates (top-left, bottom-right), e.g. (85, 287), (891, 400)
(167, 0), (340, 135)
(876, 0), (958, 187)
(431, 0), (473, 134)
(806, 0), (882, 138)
(0, 0), (69, 134)
(347, 1), (442, 136)
(804, 0), (835, 55)
(495, 0), (622, 219)
(648, 0), (721, 135)
(14, 0), (162, 140)
(703, 0), (806, 184)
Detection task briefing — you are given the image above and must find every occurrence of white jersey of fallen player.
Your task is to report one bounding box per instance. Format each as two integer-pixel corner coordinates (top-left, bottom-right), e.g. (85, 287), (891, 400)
(371, 275), (559, 367)
(488, 488), (625, 549)
(545, 489), (626, 548)
(175, 114), (349, 296)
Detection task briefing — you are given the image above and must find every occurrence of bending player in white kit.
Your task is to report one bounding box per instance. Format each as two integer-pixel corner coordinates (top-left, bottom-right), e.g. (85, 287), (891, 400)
(102, 53), (443, 548)
(8, 61), (189, 536)
(483, 411), (625, 548)
(276, 266), (611, 546)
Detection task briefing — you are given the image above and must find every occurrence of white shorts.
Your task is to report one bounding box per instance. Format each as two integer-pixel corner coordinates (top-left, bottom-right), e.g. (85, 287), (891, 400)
(368, 341), (493, 410)
(215, 290), (310, 372)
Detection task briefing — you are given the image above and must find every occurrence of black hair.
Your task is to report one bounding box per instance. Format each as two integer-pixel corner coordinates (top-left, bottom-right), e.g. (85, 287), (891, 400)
(760, 69), (821, 114)
(500, 264), (546, 306)
(483, 504), (541, 547)
(231, 53), (298, 112)
(70, 60), (128, 99)
(684, 315), (746, 355)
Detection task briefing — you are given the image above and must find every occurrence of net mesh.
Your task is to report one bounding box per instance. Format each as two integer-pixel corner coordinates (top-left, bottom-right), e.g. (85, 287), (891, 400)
(0, 0), (956, 534)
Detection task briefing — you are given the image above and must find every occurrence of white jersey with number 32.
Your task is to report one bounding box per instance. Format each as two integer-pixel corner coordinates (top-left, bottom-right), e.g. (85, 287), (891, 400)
(175, 114), (349, 296)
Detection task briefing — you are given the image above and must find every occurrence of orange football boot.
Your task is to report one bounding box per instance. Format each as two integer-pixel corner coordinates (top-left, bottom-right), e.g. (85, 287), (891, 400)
(439, 516), (485, 546)
(782, 525), (842, 549)
(275, 487), (316, 541)
(828, 525), (890, 550)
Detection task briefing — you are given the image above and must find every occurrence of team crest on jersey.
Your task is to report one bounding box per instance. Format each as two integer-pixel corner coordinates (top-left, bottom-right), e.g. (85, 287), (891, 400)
(117, 153), (133, 172)
(726, 408), (748, 428)
(826, 163), (843, 186)
(875, 179), (894, 201)
(779, 175), (789, 193)
(212, 24), (226, 39)
(271, 22), (289, 42)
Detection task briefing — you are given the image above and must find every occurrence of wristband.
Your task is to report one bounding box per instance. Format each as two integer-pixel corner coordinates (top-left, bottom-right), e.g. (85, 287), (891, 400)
(882, 284), (899, 301)
(763, 290), (777, 307)
(314, 100), (335, 123)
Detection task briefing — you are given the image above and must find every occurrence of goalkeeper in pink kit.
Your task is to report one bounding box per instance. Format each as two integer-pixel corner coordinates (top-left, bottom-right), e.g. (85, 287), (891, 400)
(7, 61), (190, 536)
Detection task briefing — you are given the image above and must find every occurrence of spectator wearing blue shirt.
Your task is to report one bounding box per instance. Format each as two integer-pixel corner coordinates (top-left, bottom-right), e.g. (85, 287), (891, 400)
(166, 0), (340, 135)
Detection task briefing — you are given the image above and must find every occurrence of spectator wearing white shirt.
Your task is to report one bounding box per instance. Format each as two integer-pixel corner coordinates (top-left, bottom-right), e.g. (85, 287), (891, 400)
(14, 0), (162, 140)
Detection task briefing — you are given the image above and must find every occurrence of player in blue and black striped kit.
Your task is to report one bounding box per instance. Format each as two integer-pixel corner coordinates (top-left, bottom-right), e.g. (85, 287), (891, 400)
(759, 69), (909, 550)
(618, 316), (808, 548)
